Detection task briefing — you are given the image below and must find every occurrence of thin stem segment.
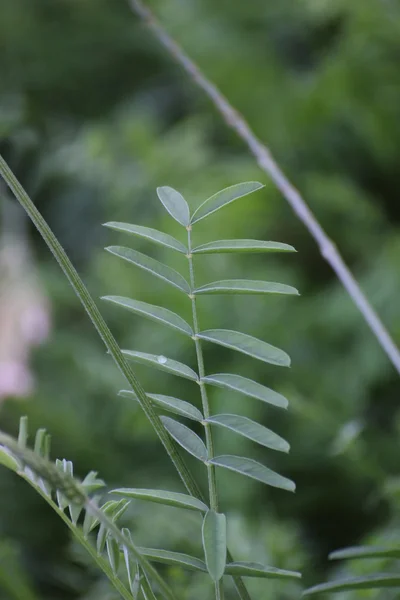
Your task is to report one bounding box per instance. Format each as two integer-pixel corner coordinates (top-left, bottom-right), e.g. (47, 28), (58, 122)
(187, 227), (224, 600)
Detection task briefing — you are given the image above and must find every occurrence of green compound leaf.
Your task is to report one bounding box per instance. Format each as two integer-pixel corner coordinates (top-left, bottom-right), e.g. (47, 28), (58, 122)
(104, 222), (187, 254)
(161, 416), (208, 462)
(198, 329), (290, 367)
(210, 455), (295, 492)
(202, 373), (288, 409)
(138, 547), (207, 572)
(202, 510), (227, 582)
(102, 296), (193, 337)
(206, 414), (289, 453)
(225, 562), (301, 580)
(111, 488), (208, 513)
(120, 390), (203, 421)
(329, 546), (400, 560)
(106, 246), (190, 294)
(195, 280), (299, 296)
(157, 187), (190, 227)
(192, 239), (295, 254)
(122, 350), (198, 381)
(303, 574), (400, 596)
(191, 182), (264, 224)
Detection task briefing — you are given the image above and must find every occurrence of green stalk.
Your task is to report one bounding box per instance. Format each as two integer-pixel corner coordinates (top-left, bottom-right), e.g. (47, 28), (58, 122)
(0, 155), (251, 600)
(187, 227), (223, 600)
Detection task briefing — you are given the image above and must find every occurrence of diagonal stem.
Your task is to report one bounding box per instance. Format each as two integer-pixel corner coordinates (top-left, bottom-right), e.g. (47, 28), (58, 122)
(127, 0), (400, 376)
(187, 226), (223, 600)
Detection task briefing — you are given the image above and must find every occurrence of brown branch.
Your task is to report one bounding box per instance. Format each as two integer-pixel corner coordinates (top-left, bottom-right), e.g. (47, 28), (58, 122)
(127, 0), (400, 375)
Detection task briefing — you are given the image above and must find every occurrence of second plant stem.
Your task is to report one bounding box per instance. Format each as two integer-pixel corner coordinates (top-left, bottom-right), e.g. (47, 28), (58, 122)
(187, 226), (223, 600)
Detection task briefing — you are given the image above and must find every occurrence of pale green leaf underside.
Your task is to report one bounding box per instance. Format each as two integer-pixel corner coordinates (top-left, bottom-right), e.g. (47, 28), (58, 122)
(329, 546), (400, 560)
(122, 350), (198, 381)
(202, 373), (288, 409)
(106, 246), (190, 294)
(103, 222), (187, 254)
(111, 488), (208, 513)
(202, 510), (227, 582)
(157, 187), (190, 227)
(138, 547), (207, 572)
(102, 296), (193, 337)
(225, 562), (301, 580)
(303, 574), (400, 595)
(192, 239), (295, 254)
(210, 455), (295, 492)
(161, 416), (208, 462)
(191, 182), (264, 224)
(198, 329), (290, 367)
(206, 414), (289, 453)
(119, 390), (203, 421)
(195, 280), (299, 296)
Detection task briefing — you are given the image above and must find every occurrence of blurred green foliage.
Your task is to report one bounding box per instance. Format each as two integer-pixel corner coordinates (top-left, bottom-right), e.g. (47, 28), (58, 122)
(0, 0), (400, 598)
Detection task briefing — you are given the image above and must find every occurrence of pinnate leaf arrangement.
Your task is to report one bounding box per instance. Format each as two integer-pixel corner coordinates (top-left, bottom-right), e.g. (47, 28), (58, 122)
(102, 182), (301, 597)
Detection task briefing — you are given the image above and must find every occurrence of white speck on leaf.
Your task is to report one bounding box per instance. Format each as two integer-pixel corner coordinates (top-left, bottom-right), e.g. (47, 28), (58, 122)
(157, 355), (168, 364)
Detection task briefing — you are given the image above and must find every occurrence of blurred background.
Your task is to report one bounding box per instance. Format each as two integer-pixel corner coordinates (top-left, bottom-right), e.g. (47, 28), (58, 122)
(1, 0), (400, 598)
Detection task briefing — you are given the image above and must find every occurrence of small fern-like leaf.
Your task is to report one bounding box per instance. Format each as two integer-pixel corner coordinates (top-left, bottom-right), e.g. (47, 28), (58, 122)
(226, 562), (301, 581)
(202, 373), (288, 409)
(202, 510), (227, 582)
(198, 329), (290, 367)
(191, 182), (264, 224)
(106, 246), (190, 293)
(102, 296), (193, 336)
(206, 414), (289, 453)
(112, 488), (208, 513)
(192, 239), (295, 254)
(210, 455), (295, 492)
(104, 222), (187, 254)
(161, 416), (208, 462)
(157, 186), (190, 227)
(138, 548), (207, 572)
(120, 390), (203, 421)
(195, 280), (298, 296)
(330, 546), (400, 560)
(303, 574), (400, 595)
(122, 350), (199, 381)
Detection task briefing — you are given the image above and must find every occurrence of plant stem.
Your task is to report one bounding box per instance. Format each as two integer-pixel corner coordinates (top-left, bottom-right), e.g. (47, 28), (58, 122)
(187, 226), (224, 600)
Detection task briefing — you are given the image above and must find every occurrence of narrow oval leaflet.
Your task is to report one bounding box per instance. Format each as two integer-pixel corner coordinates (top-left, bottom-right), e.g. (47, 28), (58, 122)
(101, 296), (193, 337)
(111, 488), (208, 513)
(206, 414), (289, 453)
(119, 390), (203, 421)
(161, 416), (208, 462)
(191, 182), (264, 224)
(103, 222), (187, 253)
(148, 394), (203, 421)
(106, 246), (190, 294)
(225, 562), (301, 580)
(210, 455), (295, 492)
(138, 547), (207, 573)
(198, 329), (290, 367)
(202, 510), (227, 582)
(157, 187), (190, 227)
(192, 239), (296, 254)
(303, 574), (400, 596)
(122, 350), (199, 381)
(202, 373), (288, 409)
(195, 280), (299, 296)
(329, 546), (400, 561)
